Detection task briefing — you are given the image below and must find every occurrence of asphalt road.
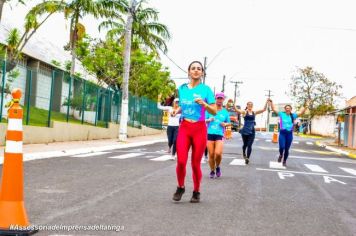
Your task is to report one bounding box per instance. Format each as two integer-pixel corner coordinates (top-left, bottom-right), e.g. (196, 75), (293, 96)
(2, 132), (356, 236)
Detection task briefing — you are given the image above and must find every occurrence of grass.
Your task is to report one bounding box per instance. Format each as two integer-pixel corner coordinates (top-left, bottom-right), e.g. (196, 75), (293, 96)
(1, 106), (108, 128)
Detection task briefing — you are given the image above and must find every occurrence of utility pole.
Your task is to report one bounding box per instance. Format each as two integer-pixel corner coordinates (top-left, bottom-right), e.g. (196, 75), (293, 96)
(222, 75), (226, 92)
(265, 89), (273, 132)
(203, 57), (207, 84)
(230, 81), (243, 104)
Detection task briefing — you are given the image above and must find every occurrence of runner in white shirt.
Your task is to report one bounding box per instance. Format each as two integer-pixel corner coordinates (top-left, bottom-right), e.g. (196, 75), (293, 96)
(157, 95), (181, 159)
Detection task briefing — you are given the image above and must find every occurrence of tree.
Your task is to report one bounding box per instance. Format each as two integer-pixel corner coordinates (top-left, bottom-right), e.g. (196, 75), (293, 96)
(288, 66), (342, 118)
(76, 36), (175, 100)
(29, 0), (117, 75)
(0, 0), (25, 23)
(99, 0), (171, 55)
(104, 0), (170, 141)
(0, 8), (56, 71)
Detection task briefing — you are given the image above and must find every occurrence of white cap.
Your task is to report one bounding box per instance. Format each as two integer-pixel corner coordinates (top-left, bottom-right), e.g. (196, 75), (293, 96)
(173, 98), (179, 102)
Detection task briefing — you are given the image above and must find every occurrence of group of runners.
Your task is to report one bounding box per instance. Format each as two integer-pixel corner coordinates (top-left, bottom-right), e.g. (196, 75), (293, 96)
(158, 60), (310, 203)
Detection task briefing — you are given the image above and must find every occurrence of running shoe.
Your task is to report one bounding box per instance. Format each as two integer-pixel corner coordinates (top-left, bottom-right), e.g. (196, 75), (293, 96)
(245, 157), (249, 165)
(282, 161), (287, 167)
(209, 171), (215, 179)
(216, 166), (221, 177)
(190, 191), (200, 203)
(278, 155), (282, 163)
(172, 187), (185, 201)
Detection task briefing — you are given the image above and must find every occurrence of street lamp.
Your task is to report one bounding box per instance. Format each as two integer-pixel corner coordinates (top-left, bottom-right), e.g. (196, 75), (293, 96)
(203, 47), (232, 84)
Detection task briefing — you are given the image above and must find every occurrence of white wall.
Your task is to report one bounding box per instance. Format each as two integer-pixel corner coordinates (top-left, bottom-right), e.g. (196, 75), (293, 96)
(311, 115), (336, 137)
(35, 72), (51, 110)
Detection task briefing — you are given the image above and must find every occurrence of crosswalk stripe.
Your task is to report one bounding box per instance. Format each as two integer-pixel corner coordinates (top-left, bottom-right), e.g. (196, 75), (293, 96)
(304, 164), (328, 173)
(229, 159), (246, 166)
(108, 153), (144, 159)
(306, 142), (313, 145)
(73, 152), (109, 157)
(269, 161), (286, 169)
(339, 167), (356, 176)
(150, 155), (173, 161)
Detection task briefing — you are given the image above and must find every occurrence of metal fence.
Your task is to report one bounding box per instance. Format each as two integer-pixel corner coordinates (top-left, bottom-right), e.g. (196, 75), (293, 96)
(0, 59), (163, 129)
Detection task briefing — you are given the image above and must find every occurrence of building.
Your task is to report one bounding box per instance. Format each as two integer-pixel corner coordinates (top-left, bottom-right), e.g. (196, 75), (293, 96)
(0, 23), (113, 124)
(267, 103), (290, 132)
(343, 96), (356, 149)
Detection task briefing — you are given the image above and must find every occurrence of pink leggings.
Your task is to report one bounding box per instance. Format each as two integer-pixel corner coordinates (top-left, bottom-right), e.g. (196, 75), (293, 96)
(176, 120), (207, 192)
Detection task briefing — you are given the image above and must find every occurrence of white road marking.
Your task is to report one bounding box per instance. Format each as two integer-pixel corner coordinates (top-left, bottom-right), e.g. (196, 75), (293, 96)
(289, 156), (356, 164)
(229, 159), (246, 166)
(339, 167), (356, 176)
(265, 140), (272, 142)
(304, 164), (328, 173)
(108, 153), (144, 159)
(73, 152), (109, 157)
(293, 141), (299, 144)
(306, 142), (314, 145)
(278, 172), (295, 179)
(323, 176), (346, 185)
(256, 168), (356, 179)
(269, 161), (286, 169)
(254, 139), (260, 141)
(150, 155), (174, 161)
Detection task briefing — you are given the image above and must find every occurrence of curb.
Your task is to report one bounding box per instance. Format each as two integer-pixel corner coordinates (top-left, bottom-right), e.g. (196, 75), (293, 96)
(0, 139), (167, 165)
(315, 141), (356, 159)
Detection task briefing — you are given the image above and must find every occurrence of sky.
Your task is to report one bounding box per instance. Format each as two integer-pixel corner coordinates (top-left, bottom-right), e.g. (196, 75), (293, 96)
(2, 0), (356, 113)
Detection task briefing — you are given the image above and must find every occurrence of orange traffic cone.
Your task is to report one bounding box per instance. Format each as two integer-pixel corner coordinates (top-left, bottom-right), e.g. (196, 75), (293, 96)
(272, 125), (278, 143)
(0, 89), (37, 235)
(225, 125), (232, 140)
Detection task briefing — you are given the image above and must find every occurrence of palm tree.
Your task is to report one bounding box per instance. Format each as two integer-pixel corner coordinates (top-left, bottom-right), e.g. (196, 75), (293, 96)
(103, 0), (170, 141)
(99, 0), (171, 55)
(28, 0), (118, 75)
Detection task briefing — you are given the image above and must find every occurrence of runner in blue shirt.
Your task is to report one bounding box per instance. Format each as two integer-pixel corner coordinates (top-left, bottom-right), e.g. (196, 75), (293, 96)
(172, 61), (217, 203)
(270, 99), (310, 166)
(206, 92), (230, 178)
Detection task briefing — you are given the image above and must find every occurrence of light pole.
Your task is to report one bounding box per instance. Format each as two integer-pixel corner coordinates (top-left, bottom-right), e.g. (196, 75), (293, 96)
(202, 47), (231, 84)
(230, 81), (243, 104)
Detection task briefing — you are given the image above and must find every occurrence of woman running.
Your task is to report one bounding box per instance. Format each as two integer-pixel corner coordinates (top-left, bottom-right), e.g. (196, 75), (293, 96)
(157, 95), (181, 159)
(206, 92), (230, 178)
(172, 61), (216, 203)
(235, 100), (268, 164)
(269, 99), (309, 166)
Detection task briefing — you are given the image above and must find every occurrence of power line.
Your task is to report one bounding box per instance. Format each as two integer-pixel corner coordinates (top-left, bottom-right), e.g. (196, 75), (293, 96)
(162, 52), (187, 74)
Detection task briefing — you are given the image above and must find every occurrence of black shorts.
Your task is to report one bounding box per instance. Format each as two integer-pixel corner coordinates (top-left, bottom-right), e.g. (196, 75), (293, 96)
(208, 134), (223, 141)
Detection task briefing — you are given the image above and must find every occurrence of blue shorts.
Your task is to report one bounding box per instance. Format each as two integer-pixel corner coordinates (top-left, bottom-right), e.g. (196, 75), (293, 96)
(207, 134), (223, 141)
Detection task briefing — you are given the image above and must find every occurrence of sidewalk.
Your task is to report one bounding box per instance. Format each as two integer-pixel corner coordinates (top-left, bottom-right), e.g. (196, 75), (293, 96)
(315, 138), (356, 159)
(0, 132), (167, 163)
